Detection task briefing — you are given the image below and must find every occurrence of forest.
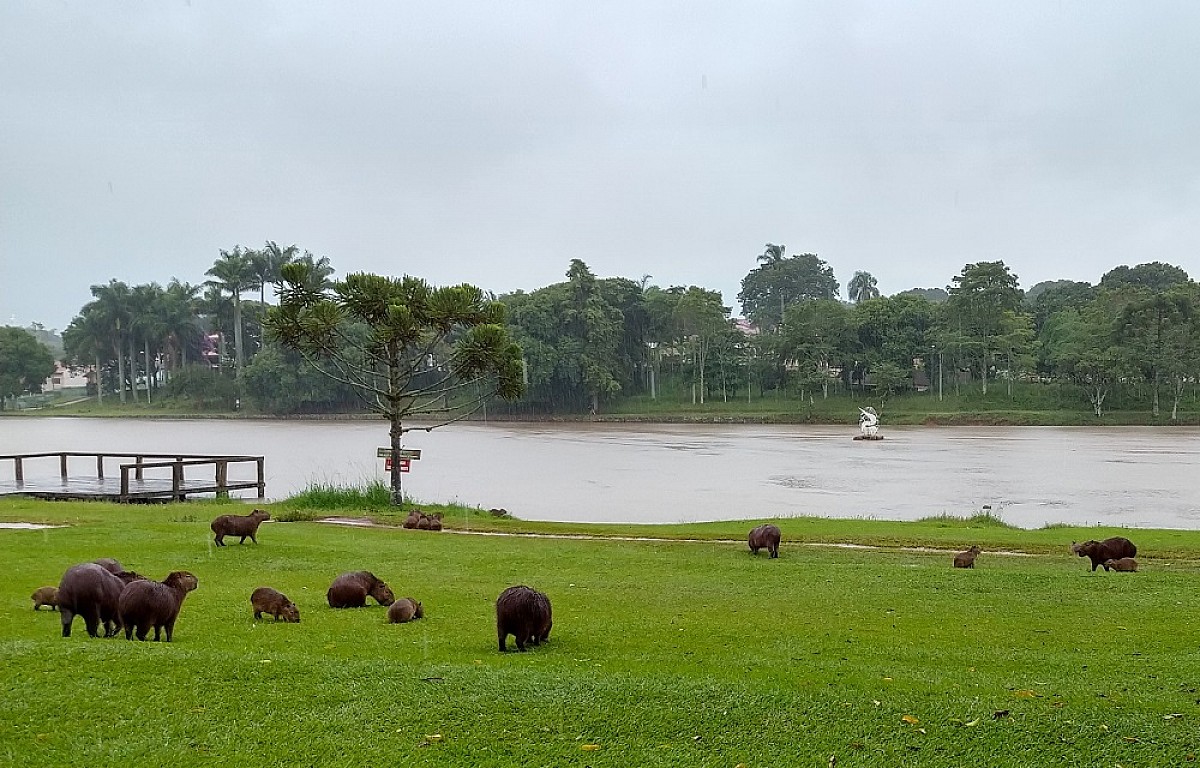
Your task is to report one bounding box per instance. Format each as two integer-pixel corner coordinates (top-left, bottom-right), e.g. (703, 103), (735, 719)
(4, 242), (1197, 421)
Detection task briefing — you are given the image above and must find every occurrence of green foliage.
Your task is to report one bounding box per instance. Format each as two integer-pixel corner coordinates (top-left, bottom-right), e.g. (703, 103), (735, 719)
(4, 500), (1200, 767)
(162, 364), (239, 410)
(738, 244), (840, 329)
(0, 326), (55, 408)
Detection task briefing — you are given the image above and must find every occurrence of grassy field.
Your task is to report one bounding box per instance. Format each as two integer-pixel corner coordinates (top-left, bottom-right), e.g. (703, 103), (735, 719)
(2, 497), (1199, 767)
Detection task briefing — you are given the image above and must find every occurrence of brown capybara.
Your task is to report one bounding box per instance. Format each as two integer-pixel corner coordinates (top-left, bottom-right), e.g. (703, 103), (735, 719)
(387, 597), (424, 623)
(31, 586), (58, 611)
(954, 545), (982, 568)
(416, 515), (432, 530)
(1071, 537), (1137, 571)
(748, 524), (781, 558)
(251, 587), (300, 622)
(426, 513), (443, 531)
(92, 558), (124, 574)
(211, 509), (271, 546)
(402, 510), (422, 529)
(496, 585), (552, 652)
(119, 571), (199, 642)
(1102, 557), (1138, 572)
(326, 571), (395, 608)
(57, 563), (127, 638)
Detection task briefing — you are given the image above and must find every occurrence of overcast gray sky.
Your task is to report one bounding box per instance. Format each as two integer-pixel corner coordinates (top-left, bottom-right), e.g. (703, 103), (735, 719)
(3, 1), (1198, 332)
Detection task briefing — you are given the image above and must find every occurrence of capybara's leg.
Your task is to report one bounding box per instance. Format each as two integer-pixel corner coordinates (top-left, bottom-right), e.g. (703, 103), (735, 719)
(254, 609), (262, 620)
(498, 631), (507, 653)
(82, 606), (102, 638)
(249, 533), (257, 543)
(60, 609), (74, 638)
(124, 624), (134, 640)
(164, 620), (175, 642)
(135, 625), (149, 641)
(214, 535), (225, 546)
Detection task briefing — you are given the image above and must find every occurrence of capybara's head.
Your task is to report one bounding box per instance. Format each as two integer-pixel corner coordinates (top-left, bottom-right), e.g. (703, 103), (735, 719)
(165, 571), (199, 593)
(1071, 541), (1094, 557)
(968, 545), (981, 555)
(412, 600), (424, 619)
(252, 509), (271, 522)
(370, 581), (395, 606)
(281, 601), (300, 623)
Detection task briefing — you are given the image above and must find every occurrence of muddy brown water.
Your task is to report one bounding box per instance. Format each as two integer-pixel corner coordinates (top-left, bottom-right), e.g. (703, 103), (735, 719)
(2, 417), (1198, 529)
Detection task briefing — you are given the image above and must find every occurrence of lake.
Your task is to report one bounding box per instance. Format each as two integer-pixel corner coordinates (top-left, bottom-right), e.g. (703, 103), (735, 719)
(2, 417), (1198, 529)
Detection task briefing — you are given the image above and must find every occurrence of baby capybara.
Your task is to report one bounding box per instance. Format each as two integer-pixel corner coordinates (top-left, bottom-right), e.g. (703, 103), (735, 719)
(403, 510), (422, 529)
(954, 545), (982, 568)
(1071, 537), (1137, 571)
(326, 571), (395, 608)
(1102, 557), (1138, 572)
(387, 597), (424, 623)
(251, 587), (300, 623)
(496, 585), (552, 652)
(31, 586), (58, 611)
(57, 563), (127, 638)
(119, 571), (199, 642)
(211, 509), (271, 546)
(748, 524), (781, 558)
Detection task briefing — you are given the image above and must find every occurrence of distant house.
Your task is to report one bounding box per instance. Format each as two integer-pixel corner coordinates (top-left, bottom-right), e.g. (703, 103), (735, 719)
(733, 318), (759, 337)
(43, 361), (91, 391)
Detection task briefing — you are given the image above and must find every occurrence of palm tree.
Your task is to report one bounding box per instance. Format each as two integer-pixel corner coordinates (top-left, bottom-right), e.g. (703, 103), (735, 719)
(252, 241), (299, 305)
(293, 252), (335, 293)
(63, 305), (112, 403)
(758, 243), (786, 265)
(848, 271), (881, 304)
(88, 280), (133, 403)
(130, 283), (167, 403)
(205, 247), (258, 376)
(162, 279), (202, 372)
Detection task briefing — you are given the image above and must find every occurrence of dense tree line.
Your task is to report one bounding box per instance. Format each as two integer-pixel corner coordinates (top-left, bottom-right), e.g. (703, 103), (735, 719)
(49, 239), (1200, 419)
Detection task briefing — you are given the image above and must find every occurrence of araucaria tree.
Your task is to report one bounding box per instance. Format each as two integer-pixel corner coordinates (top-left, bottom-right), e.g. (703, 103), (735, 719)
(265, 263), (525, 504)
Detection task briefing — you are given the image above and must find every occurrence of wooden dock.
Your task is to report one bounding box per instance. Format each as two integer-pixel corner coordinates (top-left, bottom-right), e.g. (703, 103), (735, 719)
(0, 452), (265, 503)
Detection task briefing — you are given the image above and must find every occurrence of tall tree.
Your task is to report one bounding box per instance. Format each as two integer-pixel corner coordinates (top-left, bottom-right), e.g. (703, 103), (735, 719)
(205, 247), (258, 377)
(252, 241), (300, 305)
(89, 279), (134, 403)
(62, 307), (112, 402)
(0, 327), (56, 409)
(266, 262), (525, 504)
(672, 286), (730, 404)
(944, 261), (1025, 394)
(1119, 289), (1193, 417)
(1100, 262), (1190, 293)
(847, 271), (881, 304)
(738, 247), (839, 330)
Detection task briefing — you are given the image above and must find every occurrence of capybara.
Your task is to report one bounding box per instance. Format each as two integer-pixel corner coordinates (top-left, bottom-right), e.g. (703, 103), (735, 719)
(326, 571), (395, 608)
(748, 524), (781, 558)
(496, 585), (552, 652)
(954, 545), (982, 568)
(403, 510), (422, 529)
(251, 587), (300, 622)
(31, 586), (58, 611)
(426, 512), (443, 531)
(1071, 537), (1137, 571)
(1102, 557), (1138, 572)
(211, 509), (271, 546)
(119, 571), (199, 642)
(93, 558), (124, 574)
(416, 515), (432, 530)
(387, 597), (424, 623)
(57, 563), (127, 638)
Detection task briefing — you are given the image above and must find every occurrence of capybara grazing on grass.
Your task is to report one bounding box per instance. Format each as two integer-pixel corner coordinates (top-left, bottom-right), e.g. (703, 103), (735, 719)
(57, 563), (127, 638)
(119, 571), (199, 642)
(1072, 537), (1137, 571)
(1102, 557), (1138, 572)
(954, 545), (982, 568)
(387, 597), (424, 623)
(31, 586), (58, 611)
(251, 587), (300, 622)
(496, 585), (552, 652)
(326, 571), (395, 608)
(211, 509), (271, 546)
(748, 524), (781, 558)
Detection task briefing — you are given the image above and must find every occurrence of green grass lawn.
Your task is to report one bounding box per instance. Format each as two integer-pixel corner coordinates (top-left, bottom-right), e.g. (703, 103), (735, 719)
(2, 498), (1199, 766)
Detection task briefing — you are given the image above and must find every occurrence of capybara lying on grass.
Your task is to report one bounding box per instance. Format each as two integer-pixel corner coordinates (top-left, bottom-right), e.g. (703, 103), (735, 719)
(496, 585), (552, 652)
(57, 563), (127, 638)
(404, 510), (443, 531)
(1071, 537), (1137, 571)
(31, 586), (58, 611)
(1102, 557), (1138, 572)
(326, 571), (395, 608)
(251, 587), (300, 622)
(211, 509), (271, 546)
(387, 597), (424, 623)
(748, 524), (781, 558)
(119, 571), (199, 642)
(954, 545), (982, 568)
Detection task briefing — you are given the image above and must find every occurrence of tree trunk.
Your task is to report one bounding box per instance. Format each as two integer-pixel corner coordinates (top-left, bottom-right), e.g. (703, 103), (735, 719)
(389, 415), (403, 506)
(1152, 372), (1160, 417)
(128, 337), (140, 403)
(144, 337), (153, 405)
(233, 295), (245, 376)
(115, 339), (126, 404)
(95, 354), (103, 404)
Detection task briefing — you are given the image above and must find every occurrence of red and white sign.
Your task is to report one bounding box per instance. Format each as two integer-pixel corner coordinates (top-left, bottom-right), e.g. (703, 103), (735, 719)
(384, 458), (411, 473)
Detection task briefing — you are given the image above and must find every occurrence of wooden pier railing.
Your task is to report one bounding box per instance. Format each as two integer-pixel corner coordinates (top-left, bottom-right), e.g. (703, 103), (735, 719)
(0, 451), (265, 502)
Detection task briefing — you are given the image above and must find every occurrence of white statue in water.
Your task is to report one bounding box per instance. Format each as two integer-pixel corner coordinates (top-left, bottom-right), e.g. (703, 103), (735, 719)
(858, 407), (880, 438)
